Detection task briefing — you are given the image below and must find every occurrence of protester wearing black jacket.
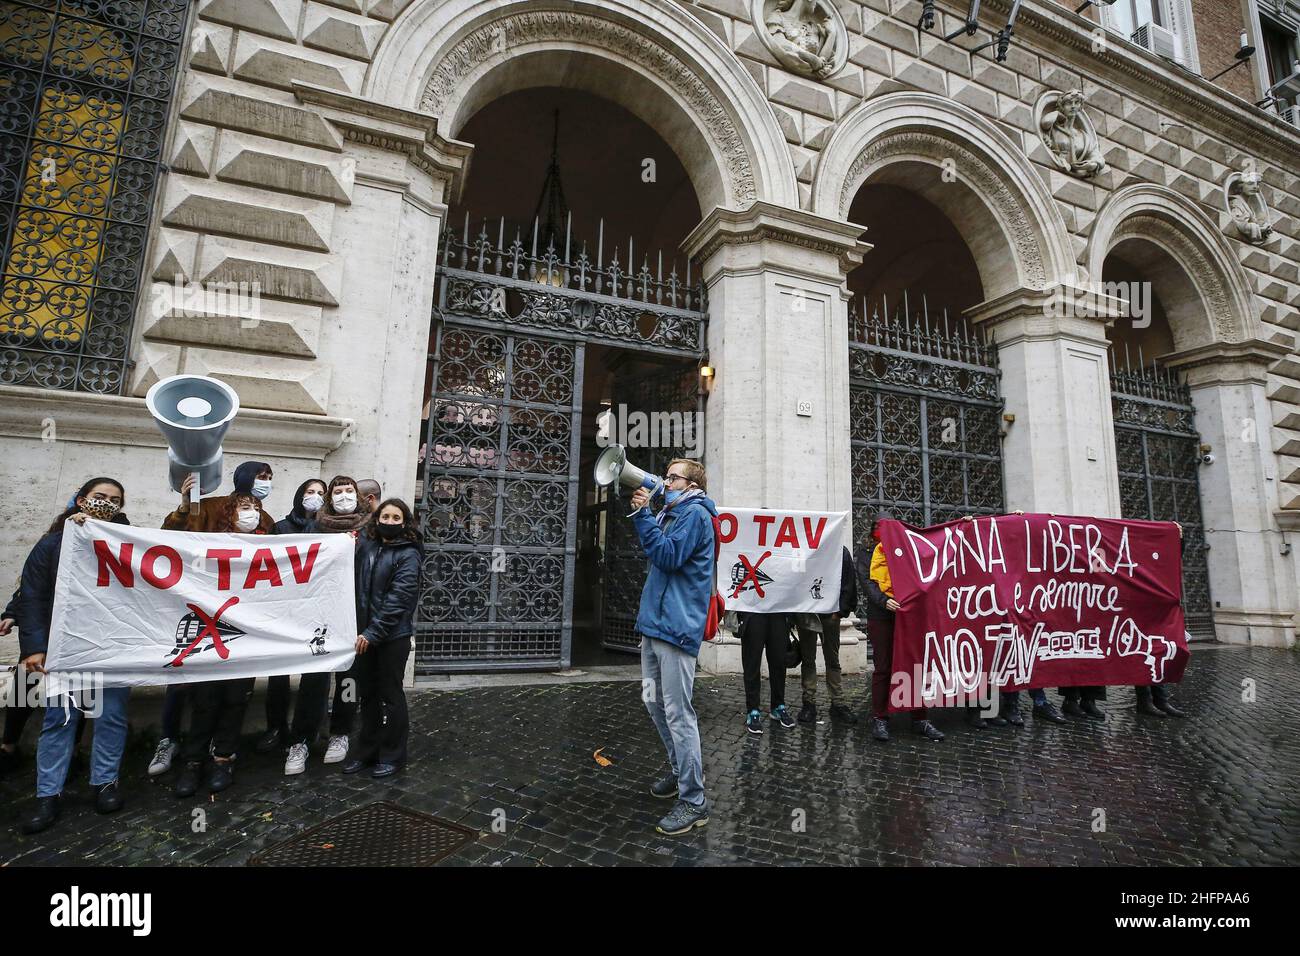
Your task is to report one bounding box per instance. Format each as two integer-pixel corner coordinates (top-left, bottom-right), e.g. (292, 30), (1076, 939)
(1, 587), (33, 775)
(256, 478), (327, 760)
(342, 499), (421, 778)
(793, 546), (858, 725)
(20, 479), (133, 834)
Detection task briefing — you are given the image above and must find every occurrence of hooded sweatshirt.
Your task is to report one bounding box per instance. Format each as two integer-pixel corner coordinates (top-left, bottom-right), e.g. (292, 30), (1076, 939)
(274, 478), (322, 534)
(631, 490), (719, 658)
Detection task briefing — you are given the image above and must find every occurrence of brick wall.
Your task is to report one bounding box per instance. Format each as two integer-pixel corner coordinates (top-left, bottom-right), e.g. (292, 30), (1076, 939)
(1192, 0), (1258, 102)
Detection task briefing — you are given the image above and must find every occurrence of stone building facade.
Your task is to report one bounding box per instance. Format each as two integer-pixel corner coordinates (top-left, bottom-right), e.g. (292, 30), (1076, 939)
(1, 0), (1298, 673)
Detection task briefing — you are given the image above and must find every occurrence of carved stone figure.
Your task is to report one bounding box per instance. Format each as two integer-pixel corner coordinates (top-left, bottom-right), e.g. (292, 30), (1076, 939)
(752, 0), (847, 81)
(1035, 90), (1107, 179)
(1224, 168), (1274, 245)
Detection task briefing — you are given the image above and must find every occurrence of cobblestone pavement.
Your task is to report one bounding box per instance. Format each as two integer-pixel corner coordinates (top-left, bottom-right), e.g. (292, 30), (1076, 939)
(1, 646), (1297, 866)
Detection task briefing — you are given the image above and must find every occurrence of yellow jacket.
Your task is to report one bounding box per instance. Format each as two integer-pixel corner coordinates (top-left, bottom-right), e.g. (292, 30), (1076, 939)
(870, 542), (893, 598)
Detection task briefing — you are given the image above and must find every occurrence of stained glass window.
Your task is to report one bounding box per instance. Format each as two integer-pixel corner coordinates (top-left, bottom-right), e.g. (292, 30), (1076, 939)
(0, 0), (188, 394)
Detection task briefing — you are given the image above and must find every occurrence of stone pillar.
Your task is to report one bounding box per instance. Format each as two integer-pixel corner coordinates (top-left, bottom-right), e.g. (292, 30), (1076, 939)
(1164, 341), (1298, 647)
(681, 202), (871, 674)
(967, 286), (1124, 517)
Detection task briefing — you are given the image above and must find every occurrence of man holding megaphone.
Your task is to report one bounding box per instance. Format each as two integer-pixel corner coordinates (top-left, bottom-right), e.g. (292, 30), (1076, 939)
(624, 457), (718, 837)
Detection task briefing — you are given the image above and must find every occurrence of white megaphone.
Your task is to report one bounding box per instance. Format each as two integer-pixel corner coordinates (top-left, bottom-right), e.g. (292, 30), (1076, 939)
(145, 374), (240, 513)
(594, 444), (663, 516)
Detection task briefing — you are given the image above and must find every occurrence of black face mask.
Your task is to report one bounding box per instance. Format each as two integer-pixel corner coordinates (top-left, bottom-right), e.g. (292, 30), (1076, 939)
(377, 522), (404, 541)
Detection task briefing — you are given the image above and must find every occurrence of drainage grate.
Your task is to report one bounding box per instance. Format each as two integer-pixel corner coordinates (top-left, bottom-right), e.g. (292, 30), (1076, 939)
(249, 802), (479, 867)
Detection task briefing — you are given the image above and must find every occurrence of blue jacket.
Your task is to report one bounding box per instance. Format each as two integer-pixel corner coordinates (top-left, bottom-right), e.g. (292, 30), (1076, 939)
(632, 493), (718, 658)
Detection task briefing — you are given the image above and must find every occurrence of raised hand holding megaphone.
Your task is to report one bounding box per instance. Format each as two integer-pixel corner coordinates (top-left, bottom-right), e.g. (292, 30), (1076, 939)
(593, 444), (663, 517)
(145, 375), (239, 515)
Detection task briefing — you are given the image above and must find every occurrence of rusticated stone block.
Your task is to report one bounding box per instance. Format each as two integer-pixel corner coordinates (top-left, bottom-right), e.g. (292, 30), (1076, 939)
(197, 0), (301, 42)
(214, 130), (355, 204)
(232, 32), (366, 94)
(160, 178), (336, 252)
(142, 287), (323, 359)
(197, 235), (343, 306)
(182, 348), (332, 415)
(302, 2), (387, 61)
(179, 74), (344, 151)
(169, 123), (216, 177)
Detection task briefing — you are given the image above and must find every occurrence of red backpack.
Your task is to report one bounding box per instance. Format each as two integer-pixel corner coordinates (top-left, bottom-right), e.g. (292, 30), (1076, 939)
(703, 513), (726, 641)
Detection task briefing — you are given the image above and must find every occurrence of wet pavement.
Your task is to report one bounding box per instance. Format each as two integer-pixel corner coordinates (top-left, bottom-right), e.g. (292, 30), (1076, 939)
(1, 646), (1297, 866)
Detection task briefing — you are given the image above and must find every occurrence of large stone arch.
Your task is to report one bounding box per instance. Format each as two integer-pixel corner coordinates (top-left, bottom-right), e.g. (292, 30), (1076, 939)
(366, 0), (798, 212)
(810, 92), (1075, 298)
(1086, 183), (1260, 350)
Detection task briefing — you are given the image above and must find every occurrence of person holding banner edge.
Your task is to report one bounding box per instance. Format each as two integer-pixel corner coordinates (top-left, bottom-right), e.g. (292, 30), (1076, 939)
(340, 498), (421, 778)
(793, 545), (858, 726)
(172, 480), (272, 798)
(20, 478), (132, 835)
(629, 458), (717, 836)
(254, 478), (328, 760)
(863, 511), (944, 743)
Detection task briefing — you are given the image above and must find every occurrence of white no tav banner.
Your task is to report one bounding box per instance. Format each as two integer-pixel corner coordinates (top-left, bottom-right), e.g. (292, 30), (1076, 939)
(716, 509), (847, 613)
(46, 521), (358, 689)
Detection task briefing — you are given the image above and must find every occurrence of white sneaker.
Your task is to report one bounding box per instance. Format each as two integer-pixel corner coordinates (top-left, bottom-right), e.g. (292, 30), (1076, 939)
(323, 735), (348, 764)
(148, 738), (178, 777)
(284, 742), (309, 776)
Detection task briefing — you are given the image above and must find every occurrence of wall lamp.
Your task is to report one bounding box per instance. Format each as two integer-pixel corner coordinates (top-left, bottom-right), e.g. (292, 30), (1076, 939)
(917, 0), (1026, 64)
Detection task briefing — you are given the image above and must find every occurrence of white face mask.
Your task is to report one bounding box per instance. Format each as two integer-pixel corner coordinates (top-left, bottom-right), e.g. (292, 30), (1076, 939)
(235, 509), (260, 532)
(302, 492), (324, 513)
(332, 491), (357, 515)
(251, 479), (272, 500)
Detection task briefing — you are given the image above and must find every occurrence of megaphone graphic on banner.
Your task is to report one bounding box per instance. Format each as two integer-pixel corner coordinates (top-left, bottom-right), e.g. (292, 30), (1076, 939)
(594, 443), (663, 515)
(145, 374), (239, 512)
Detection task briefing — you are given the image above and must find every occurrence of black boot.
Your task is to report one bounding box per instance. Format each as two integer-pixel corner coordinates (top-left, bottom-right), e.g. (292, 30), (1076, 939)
(1002, 700), (1025, 727)
(965, 708), (987, 730)
(174, 760), (203, 798)
(1152, 687), (1187, 718)
(870, 718), (890, 742)
(913, 720), (945, 741)
(253, 727), (284, 754)
(797, 701), (817, 724)
(1080, 699), (1106, 721)
(1061, 698), (1085, 718)
(21, 796), (60, 834)
(206, 758), (235, 793)
(94, 781), (124, 814)
(829, 703), (857, 724)
(1033, 700), (1067, 724)
(1135, 686), (1165, 717)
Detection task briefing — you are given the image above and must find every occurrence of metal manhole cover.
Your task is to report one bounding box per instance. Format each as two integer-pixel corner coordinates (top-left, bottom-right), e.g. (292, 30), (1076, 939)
(249, 802), (478, 867)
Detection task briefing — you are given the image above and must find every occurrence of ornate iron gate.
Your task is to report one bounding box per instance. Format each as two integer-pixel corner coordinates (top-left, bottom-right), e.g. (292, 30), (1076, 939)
(848, 293), (1005, 542)
(416, 218), (706, 672)
(1111, 360), (1215, 639)
(600, 363), (700, 652)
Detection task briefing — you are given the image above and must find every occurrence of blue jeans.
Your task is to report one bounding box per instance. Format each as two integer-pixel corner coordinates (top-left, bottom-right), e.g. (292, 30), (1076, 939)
(36, 687), (130, 798)
(641, 636), (705, 807)
(1001, 688), (1047, 707)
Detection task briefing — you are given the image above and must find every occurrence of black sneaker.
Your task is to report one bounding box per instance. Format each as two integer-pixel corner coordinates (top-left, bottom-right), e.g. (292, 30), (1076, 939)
(797, 701), (817, 724)
(965, 710), (988, 730)
(655, 799), (709, 835)
(744, 710), (763, 736)
(913, 720), (945, 741)
(21, 796), (60, 834)
(870, 718), (890, 742)
(770, 705), (796, 729)
(829, 703), (857, 724)
(174, 761), (203, 798)
(1061, 698), (1086, 719)
(1003, 704), (1025, 727)
(94, 781), (124, 815)
(1155, 697), (1187, 718)
(253, 728), (284, 754)
(650, 773), (677, 799)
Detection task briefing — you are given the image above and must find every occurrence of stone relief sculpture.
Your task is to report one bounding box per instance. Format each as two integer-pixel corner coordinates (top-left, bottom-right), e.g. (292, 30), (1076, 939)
(1035, 90), (1107, 179)
(1224, 167), (1274, 245)
(751, 0), (847, 81)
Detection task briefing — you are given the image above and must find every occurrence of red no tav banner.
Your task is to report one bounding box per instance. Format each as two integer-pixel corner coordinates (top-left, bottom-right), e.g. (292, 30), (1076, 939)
(878, 514), (1189, 712)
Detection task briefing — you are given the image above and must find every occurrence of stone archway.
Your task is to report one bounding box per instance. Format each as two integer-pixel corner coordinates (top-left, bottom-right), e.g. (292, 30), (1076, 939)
(367, 0), (799, 212)
(1089, 183), (1293, 645)
(811, 91), (1076, 298)
(1086, 184), (1259, 350)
